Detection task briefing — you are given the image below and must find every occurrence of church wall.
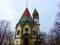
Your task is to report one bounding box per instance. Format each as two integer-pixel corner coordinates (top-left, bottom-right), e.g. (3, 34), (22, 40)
(14, 39), (21, 44)
(34, 19), (39, 24)
(16, 25), (21, 37)
(23, 23), (31, 34)
(34, 25), (40, 35)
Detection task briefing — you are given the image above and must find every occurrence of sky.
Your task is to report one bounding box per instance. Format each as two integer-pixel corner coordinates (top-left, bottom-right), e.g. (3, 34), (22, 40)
(0, 0), (59, 34)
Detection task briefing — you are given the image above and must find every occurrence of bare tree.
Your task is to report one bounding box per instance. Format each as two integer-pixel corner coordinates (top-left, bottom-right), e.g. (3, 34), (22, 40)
(0, 20), (14, 45)
(48, 2), (60, 45)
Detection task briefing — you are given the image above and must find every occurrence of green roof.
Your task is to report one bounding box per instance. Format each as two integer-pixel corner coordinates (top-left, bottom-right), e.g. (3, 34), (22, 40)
(19, 17), (33, 26)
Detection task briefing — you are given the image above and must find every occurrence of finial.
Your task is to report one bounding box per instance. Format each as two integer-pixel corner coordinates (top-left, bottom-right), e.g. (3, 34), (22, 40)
(26, 2), (28, 8)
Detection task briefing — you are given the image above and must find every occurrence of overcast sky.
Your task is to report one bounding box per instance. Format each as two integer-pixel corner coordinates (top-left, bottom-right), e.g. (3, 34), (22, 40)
(0, 0), (59, 34)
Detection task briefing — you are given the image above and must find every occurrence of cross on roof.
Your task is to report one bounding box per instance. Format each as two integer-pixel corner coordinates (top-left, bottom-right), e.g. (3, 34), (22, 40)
(26, 2), (28, 8)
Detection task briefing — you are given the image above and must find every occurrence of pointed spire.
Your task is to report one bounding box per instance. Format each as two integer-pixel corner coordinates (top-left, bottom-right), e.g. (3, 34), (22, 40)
(33, 9), (39, 19)
(19, 8), (34, 26)
(21, 8), (31, 18)
(33, 8), (39, 15)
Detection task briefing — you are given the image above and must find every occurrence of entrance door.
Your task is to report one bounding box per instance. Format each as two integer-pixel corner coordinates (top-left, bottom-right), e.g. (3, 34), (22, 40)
(24, 38), (28, 45)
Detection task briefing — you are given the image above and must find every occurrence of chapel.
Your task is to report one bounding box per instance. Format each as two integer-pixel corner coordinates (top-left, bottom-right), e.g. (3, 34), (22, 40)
(14, 8), (43, 45)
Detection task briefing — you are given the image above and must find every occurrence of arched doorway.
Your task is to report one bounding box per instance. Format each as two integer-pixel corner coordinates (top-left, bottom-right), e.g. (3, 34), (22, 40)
(24, 38), (29, 45)
(23, 33), (30, 45)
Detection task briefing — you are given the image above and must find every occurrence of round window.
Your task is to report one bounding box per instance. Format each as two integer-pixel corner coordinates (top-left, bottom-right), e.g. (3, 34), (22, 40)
(25, 28), (29, 32)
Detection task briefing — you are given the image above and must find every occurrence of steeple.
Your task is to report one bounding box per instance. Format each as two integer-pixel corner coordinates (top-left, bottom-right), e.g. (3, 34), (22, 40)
(21, 8), (31, 18)
(19, 8), (33, 26)
(33, 9), (39, 19)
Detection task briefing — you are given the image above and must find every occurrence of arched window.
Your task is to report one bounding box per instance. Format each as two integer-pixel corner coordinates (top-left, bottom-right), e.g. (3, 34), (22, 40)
(17, 30), (20, 35)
